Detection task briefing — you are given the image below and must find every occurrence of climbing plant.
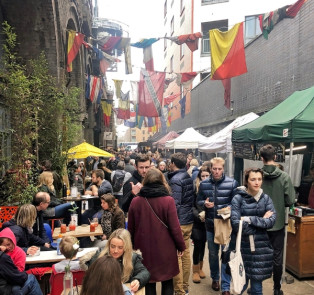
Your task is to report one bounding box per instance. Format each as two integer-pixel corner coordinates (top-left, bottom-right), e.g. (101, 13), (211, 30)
(0, 22), (82, 205)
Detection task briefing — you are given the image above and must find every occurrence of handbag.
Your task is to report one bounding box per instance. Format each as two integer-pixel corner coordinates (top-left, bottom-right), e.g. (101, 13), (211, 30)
(228, 220), (246, 295)
(145, 198), (168, 229)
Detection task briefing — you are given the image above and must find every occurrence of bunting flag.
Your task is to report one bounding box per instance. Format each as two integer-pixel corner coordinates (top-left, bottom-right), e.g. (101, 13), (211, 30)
(67, 30), (85, 72)
(97, 36), (122, 52)
(259, 0), (306, 39)
(175, 72), (198, 87)
(167, 108), (172, 127)
(130, 81), (139, 103)
(124, 44), (133, 74)
(101, 100), (112, 127)
(113, 79), (123, 99)
(165, 32), (202, 52)
(138, 69), (166, 117)
(164, 93), (180, 105)
(91, 45), (121, 74)
(131, 38), (159, 71)
(117, 91), (130, 120)
(179, 95), (186, 118)
(86, 75), (101, 102)
(210, 22), (247, 80)
(124, 109), (136, 128)
(222, 79), (231, 109)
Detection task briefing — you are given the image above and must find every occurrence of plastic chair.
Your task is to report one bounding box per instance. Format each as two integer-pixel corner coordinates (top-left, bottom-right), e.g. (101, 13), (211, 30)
(48, 218), (64, 235)
(48, 265), (85, 295)
(44, 223), (57, 248)
(0, 206), (18, 228)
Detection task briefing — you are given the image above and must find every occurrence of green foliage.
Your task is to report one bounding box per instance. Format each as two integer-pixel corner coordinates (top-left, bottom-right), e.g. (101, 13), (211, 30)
(0, 22), (83, 205)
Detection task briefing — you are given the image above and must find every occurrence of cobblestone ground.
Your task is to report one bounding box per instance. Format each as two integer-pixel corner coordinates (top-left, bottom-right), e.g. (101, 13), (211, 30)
(157, 241), (314, 295)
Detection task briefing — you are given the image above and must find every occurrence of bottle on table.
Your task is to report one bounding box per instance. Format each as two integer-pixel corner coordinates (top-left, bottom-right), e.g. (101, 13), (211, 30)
(57, 234), (63, 255)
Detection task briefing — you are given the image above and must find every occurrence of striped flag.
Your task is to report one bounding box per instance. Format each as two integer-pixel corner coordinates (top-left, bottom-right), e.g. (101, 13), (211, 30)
(67, 31), (85, 72)
(210, 22), (247, 80)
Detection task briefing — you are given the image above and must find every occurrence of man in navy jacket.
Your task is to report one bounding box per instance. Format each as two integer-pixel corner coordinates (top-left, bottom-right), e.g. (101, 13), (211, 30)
(197, 157), (238, 295)
(168, 152), (194, 295)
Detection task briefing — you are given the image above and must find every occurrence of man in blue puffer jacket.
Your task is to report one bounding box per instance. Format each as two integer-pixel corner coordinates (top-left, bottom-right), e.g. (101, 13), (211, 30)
(168, 152), (194, 295)
(197, 157), (238, 295)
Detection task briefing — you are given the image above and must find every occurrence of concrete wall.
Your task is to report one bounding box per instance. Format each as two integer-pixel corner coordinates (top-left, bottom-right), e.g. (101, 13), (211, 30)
(169, 0), (314, 136)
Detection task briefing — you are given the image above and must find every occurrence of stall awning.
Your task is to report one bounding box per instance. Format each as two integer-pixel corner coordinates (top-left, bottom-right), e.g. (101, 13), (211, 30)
(232, 86), (314, 143)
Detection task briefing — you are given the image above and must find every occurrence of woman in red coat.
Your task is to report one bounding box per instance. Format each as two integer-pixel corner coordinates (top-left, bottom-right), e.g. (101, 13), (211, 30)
(128, 168), (186, 295)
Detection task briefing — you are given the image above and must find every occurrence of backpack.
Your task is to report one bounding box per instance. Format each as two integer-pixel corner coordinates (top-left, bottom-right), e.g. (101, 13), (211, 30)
(112, 170), (126, 193)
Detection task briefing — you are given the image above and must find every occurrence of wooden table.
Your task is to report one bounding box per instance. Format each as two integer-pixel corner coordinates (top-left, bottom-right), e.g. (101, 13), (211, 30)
(26, 247), (98, 264)
(53, 225), (103, 239)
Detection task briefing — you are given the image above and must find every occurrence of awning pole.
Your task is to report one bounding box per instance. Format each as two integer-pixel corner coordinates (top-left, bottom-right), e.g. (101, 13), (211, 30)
(283, 142), (294, 284)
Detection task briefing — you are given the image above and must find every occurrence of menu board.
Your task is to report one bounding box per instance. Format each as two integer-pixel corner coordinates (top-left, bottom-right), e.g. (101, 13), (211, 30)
(234, 142), (285, 162)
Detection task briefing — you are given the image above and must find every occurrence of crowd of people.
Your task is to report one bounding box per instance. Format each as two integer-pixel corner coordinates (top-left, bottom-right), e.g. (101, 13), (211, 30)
(0, 144), (299, 295)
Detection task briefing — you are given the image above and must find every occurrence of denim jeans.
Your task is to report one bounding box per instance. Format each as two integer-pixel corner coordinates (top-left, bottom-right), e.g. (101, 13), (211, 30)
(207, 231), (231, 292)
(241, 278), (263, 295)
(12, 274), (43, 295)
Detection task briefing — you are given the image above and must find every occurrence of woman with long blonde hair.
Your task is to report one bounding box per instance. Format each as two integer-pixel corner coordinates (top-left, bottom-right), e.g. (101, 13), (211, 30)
(80, 229), (150, 294)
(2, 204), (49, 255)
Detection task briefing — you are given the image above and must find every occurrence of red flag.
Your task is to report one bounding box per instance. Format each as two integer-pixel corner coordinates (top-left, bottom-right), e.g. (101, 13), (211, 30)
(221, 79), (231, 109)
(138, 69), (165, 117)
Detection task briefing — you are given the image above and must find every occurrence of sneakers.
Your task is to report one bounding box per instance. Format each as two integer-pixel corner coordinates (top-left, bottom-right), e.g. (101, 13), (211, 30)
(185, 290), (189, 295)
(274, 290), (284, 295)
(222, 292), (230, 295)
(212, 281), (220, 291)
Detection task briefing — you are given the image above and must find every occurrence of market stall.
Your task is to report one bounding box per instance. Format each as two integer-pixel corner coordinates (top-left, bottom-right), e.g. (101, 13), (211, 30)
(232, 85), (314, 279)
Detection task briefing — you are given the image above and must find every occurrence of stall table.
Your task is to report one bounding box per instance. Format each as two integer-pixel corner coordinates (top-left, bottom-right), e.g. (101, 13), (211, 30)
(52, 225), (103, 239)
(26, 247), (98, 265)
(286, 215), (314, 278)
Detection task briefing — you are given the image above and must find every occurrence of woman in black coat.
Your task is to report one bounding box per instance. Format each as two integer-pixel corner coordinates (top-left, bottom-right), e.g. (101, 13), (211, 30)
(231, 168), (276, 295)
(191, 166), (210, 283)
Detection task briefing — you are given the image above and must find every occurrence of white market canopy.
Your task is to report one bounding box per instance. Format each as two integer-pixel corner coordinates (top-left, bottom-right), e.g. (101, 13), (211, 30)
(165, 127), (207, 149)
(198, 112), (259, 153)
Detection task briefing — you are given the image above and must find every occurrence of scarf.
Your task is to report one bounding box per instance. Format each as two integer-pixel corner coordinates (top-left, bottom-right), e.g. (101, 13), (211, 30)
(139, 183), (170, 198)
(101, 210), (112, 238)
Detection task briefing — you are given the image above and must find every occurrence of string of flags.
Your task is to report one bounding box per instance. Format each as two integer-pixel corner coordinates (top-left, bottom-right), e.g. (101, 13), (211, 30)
(76, 0), (306, 130)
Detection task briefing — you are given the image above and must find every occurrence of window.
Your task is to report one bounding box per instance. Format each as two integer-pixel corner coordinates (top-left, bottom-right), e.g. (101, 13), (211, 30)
(164, 34), (167, 51)
(180, 44), (184, 59)
(245, 15), (261, 44)
(164, 0), (167, 18)
(170, 56), (174, 72)
(170, 16), (174, 35)
(201, 19), (228, 55)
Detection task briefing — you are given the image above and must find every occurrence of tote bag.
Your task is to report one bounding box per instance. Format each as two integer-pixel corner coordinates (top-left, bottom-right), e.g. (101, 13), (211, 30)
(228, 220), (246, 294)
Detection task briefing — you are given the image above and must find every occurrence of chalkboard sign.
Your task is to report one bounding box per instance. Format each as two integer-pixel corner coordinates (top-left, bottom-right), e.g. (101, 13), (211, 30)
(233, 142), (256, 160)
(234, 143), (285, 162)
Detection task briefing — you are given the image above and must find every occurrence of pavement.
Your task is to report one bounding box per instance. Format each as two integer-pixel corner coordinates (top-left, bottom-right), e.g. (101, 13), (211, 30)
(157, 241), (314, 294)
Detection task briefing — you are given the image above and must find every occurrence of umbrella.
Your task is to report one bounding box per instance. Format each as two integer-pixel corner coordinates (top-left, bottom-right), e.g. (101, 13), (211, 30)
(67, 142), (114, 159)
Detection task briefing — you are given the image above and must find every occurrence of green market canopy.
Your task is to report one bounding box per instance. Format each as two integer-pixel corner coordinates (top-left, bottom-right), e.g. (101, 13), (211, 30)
(232, 86), (314, 143)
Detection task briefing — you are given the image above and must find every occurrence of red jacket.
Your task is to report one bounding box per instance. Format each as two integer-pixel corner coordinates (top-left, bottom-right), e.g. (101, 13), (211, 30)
(0, 227), (26, 271)
(128, 190), (185, 282)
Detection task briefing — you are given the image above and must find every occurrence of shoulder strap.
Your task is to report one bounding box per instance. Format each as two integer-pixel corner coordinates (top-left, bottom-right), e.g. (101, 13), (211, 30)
(145, 198), (168, 229)
(235, 220), (243, 253)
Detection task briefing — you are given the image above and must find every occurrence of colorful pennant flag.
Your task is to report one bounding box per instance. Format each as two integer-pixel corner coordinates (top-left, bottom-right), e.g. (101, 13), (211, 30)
(117, 91), (130, 120)
(175, 72), (198, 87)
(124, 109), (136, 128)
(179, 95), (186, 118)
(101, 100), (112, 127)
(67, 31), (85, 72)
(165, 32), (203, 52)
(113, 79), (123, 99)
(138, 69), (166, 117)
(210, 22), (247, 80)
(85, 75), (101, 102)
(259, 0), (306, 39)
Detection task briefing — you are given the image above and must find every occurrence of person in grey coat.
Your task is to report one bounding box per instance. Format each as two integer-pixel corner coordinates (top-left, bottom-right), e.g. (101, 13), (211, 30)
(231, 168), (276, 295)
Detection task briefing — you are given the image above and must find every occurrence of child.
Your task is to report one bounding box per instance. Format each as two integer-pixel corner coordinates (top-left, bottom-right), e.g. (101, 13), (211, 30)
(54, 236), (81, 273)
(0, 227), (26, 272)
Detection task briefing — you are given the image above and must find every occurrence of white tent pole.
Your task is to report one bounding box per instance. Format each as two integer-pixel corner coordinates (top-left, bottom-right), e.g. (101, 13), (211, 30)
(227, 151), (233, 178)
(283, 142), (294, 284)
